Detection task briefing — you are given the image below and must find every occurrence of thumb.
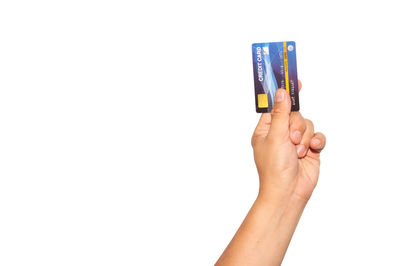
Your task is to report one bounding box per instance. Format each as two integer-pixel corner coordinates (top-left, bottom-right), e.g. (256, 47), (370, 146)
(269, 89), (291, 139)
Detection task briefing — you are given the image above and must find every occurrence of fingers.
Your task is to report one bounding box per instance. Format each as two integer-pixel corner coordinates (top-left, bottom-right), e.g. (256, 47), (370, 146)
(296, 119), (314, 158)
(269, 89), (291, 140)
(310, 132), (326, 153)
(288, 79), (302, 143)
(289, 112), (306, 145)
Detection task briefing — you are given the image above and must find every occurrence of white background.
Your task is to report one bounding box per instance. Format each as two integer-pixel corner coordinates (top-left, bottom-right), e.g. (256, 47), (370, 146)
(0, 0), (399, 265)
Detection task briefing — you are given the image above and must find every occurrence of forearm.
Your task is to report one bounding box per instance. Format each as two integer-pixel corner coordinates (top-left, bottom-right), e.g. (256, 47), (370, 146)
(216, 192), (307, 266)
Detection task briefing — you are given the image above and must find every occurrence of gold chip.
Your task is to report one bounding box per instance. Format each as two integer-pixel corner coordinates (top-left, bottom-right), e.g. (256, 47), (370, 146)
(258, 94), (268, 108)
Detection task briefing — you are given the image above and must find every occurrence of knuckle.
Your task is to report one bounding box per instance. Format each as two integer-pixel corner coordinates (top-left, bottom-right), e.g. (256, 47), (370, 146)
(251, 135), (263, 148)
(318, 133), (327, 145)
(251, 134), (257, 148)
(272, 106), (282, 114)
(295, 119), (306, 131)
(305, 119), (314, 130)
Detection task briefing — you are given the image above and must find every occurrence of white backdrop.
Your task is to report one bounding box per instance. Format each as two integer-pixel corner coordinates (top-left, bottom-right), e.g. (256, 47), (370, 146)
(1, 0), (399, 265)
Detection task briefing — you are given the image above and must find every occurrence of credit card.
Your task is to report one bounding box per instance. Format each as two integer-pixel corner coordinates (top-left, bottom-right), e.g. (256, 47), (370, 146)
(252, 41), (299, 113)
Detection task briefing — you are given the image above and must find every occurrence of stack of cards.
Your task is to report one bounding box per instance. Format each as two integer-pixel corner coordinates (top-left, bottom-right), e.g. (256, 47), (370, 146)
(252, 41), (299, 113)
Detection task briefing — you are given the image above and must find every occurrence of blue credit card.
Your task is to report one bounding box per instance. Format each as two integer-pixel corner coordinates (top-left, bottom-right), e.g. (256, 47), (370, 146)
(252, 41), (299, 113)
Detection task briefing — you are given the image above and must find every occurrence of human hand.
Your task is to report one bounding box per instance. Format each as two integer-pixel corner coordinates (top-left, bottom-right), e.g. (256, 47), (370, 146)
(216, 84), (326, 266)
(251, 86), (326, 202)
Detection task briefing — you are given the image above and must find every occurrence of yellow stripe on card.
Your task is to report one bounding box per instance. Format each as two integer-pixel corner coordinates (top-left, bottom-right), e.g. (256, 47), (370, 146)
(283, 42), (290, 94)
(258, 94), (268, 108)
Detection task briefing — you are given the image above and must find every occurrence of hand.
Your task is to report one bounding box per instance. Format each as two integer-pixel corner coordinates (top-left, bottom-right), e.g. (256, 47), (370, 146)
(216, 84), (326, 266)
(251, 86), (326, 202)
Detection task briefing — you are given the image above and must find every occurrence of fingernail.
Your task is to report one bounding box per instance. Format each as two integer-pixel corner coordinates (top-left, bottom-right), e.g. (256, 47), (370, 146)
(275, 90), (284, 102)
(311, 138), (321, 146)
(297, 144), (306, 157)
(292, 130), (302, 142)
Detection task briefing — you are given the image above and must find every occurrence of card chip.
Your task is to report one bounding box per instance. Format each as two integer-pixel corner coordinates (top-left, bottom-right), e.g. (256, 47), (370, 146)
(258, 94), (268, 108)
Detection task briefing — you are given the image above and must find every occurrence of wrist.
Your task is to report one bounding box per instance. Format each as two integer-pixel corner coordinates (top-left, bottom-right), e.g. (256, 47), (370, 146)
(256, 189), (308, 215)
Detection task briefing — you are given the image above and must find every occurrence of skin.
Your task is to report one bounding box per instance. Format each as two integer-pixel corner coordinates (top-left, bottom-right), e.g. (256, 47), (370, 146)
(216, 82), (326, 266)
